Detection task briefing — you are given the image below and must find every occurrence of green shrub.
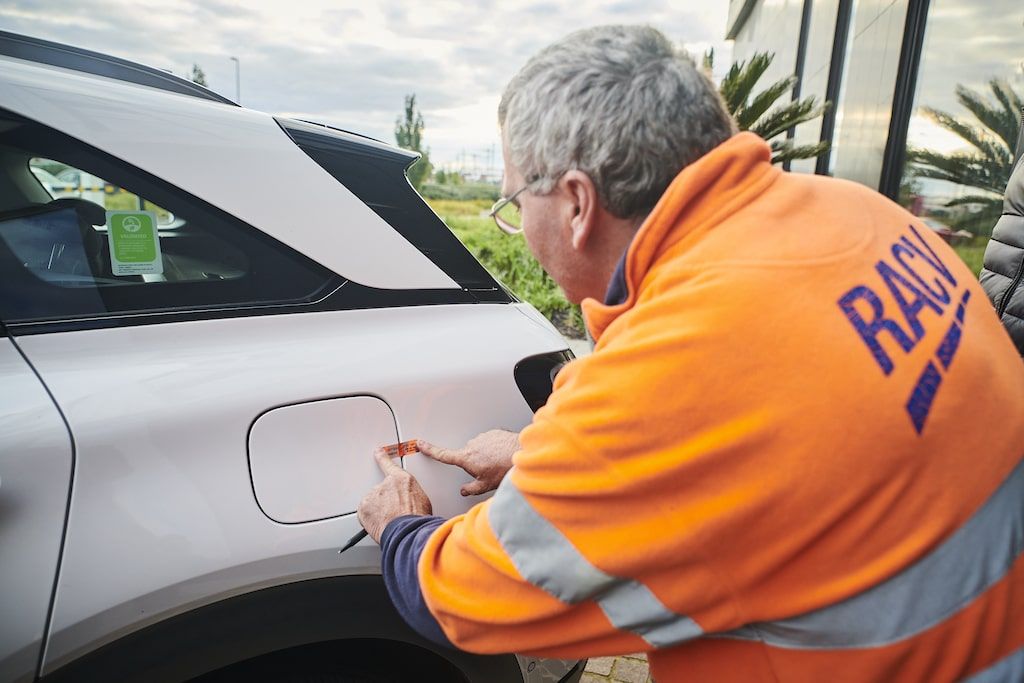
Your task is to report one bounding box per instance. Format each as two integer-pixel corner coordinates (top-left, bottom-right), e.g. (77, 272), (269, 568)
(425, 198), (492, 218)
(429, 200), (585, 337)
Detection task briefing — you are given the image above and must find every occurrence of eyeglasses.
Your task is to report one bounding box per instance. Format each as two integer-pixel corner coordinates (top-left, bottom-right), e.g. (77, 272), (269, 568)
(488, 178), (541, 235)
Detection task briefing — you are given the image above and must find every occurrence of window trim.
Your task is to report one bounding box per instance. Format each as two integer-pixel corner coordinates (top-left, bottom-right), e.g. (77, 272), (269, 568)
(4, 285), (479, 336)
(878, 0), (932, 200)
(726, 0), (760, 39)
(783, 0), (816, 173)
(816, 0), (856, 175)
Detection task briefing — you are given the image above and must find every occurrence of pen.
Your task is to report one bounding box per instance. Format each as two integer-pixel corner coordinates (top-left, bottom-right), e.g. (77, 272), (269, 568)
(338, 528), (368, 554)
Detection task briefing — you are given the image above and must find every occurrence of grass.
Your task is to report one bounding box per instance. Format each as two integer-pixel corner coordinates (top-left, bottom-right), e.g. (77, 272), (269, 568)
(426, 199), (586, 337)
(952, 240), (987, 276)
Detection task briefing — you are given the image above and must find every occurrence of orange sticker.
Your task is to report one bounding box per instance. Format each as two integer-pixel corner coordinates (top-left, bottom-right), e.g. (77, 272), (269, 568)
(383, 440), (419, 457)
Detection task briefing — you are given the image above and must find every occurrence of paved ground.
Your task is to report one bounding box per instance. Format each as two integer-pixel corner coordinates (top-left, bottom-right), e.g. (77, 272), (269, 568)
(582, 654), (652, 682)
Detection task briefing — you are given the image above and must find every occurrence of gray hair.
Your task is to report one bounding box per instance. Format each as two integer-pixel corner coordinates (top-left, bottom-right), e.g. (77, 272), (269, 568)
(499, 25), (737, 220)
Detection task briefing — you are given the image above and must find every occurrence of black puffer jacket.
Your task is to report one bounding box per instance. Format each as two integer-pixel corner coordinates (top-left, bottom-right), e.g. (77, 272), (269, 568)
(979, 113), (1024, 354)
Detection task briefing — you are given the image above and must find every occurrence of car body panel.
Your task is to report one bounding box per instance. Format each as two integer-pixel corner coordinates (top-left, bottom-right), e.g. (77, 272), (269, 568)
(11, 304), (566, 674)
(248, 395), (400, 523)
(0, 340), (73, 683)
(0, 56), (458, 291)
(0, 35), (582, 682)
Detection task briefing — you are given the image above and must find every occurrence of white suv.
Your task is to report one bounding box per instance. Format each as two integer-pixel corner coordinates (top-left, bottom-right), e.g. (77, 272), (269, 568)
(0, 31), (581, 683)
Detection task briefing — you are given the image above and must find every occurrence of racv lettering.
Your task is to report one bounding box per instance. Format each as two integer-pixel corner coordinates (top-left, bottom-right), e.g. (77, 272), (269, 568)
(838, 286), (915, 376)
(892, 243), (950, 304)
(900, 223), (958, 289)
(837, 223), (970, 434)
(838, 224), (952, 375)
(874, 261), (943, 341)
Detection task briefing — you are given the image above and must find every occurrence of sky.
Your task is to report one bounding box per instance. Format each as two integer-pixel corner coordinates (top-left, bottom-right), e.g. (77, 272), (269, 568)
(903, 0), (1024, 156)
(0, 0), (733, 170)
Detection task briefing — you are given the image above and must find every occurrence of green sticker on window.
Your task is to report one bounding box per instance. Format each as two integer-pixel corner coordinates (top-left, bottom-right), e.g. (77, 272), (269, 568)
(107, 210), (163, 276)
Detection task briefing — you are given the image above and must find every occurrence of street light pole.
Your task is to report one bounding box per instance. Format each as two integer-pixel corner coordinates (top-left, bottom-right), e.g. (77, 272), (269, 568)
(229, 56), (240, 104)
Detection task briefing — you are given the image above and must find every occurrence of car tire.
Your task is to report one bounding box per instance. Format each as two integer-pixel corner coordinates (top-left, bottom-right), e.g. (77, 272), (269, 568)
(191, 639), (468, 683)
(272, 671), (404, 683)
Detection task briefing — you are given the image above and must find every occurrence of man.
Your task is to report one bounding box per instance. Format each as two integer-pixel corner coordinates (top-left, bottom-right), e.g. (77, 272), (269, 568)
(358, 25), (1024, 681)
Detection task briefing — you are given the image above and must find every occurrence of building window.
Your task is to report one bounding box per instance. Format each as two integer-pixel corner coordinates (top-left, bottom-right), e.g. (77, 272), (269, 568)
(898, 0), (1023, 245)
(827, 0), (909, 187)
(789, 0), (843, 174)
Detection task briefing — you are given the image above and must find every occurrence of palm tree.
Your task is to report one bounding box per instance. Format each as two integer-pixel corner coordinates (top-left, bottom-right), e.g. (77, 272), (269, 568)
(708, 51), (830, 165)
(906, 80), (1022, 235)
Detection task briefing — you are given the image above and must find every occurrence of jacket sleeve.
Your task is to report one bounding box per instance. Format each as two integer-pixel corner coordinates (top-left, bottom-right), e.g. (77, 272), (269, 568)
(379, 515), (453, 648)
(412, 321), (741, 659)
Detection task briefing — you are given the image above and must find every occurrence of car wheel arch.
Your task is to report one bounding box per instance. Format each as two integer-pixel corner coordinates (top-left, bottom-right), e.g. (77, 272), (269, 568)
(39, 575), (522, 683)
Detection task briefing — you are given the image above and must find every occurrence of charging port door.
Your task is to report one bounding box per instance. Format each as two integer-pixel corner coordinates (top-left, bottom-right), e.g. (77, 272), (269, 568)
(248, 396), (398, 524)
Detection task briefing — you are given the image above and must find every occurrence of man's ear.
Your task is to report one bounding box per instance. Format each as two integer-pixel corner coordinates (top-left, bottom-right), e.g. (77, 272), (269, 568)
(561, 170), (600, 251)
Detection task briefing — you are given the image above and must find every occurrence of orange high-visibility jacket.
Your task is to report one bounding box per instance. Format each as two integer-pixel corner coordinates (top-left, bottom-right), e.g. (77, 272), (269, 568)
(419, 133), (1024, 681)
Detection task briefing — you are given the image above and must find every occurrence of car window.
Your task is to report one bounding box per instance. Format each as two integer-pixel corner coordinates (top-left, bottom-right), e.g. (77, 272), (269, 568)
(0, 114), (339, 328)
(30, 158), (177, 228)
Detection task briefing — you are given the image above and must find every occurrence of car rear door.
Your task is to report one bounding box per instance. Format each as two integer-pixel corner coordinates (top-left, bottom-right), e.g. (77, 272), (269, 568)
(0, 329), (73, 683)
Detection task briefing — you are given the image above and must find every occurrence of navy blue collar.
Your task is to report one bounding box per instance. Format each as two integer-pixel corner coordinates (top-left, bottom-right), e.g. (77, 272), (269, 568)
(603, 247), (630, 306)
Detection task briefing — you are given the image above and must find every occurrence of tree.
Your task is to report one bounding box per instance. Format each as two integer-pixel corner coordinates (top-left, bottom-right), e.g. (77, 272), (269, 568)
(190, 63), (207, 87)
(395, 94), (432, 190)
(710, 51), (830, 165)
(906, 79), (1022, 235)
(701, 47), (715, 75)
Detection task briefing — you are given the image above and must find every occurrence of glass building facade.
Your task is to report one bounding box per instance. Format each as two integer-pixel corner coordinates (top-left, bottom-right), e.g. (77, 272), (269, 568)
(727, 0), (1023, 237)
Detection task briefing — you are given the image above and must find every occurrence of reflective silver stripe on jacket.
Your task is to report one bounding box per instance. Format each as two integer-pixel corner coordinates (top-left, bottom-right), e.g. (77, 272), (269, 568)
(487, 476), (703, 648)
(960, 647), (1024, 683)
(725, 457), (1024, 649)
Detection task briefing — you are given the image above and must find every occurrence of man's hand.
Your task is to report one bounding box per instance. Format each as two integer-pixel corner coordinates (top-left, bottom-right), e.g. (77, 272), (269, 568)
(357, 447), (433, 543)
(418, 429), (520, 497)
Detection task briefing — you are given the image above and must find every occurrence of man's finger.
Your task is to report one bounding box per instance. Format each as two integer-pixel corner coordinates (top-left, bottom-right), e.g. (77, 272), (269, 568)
(373, 447), (405, 476)
(417, 440), (463, 466)
(460, 478), (491, 497)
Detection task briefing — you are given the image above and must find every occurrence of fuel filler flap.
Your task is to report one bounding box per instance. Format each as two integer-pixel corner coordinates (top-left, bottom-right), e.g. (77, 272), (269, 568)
(247, 396), (400, 524)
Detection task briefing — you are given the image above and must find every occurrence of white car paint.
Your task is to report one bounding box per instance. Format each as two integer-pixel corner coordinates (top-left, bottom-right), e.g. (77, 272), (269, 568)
(0, 37), (579, 682)
(249, 395), (400, 523)
(0, 341), (72, 683)
(13, 304), (565, 673)
(0, 56), (457, 291)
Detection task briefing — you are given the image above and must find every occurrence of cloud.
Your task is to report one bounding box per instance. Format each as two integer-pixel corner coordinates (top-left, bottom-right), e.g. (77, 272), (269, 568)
(908, 0), (1023, 115)
(0, 0), (730, 164)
